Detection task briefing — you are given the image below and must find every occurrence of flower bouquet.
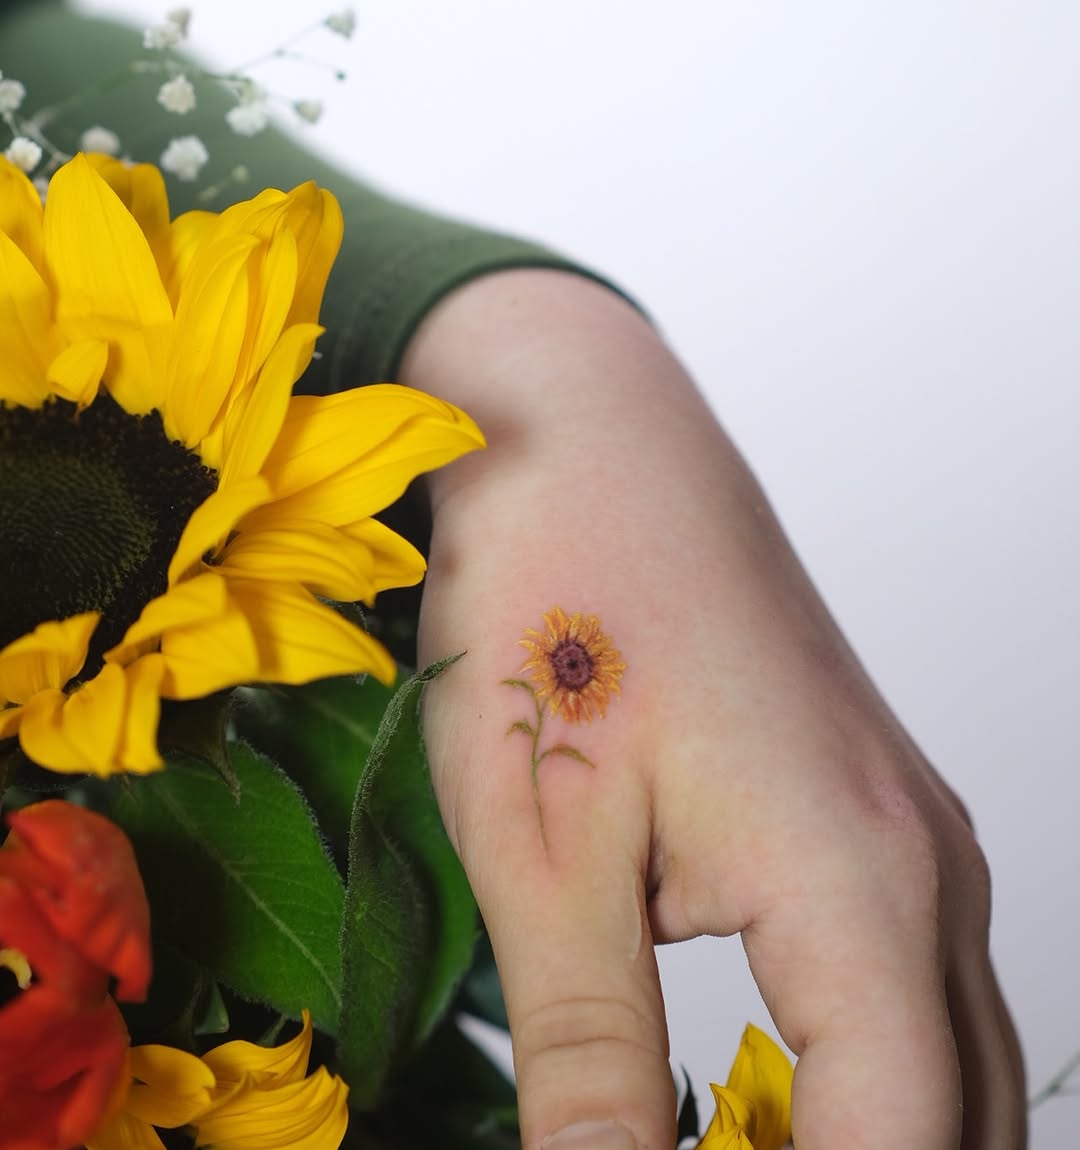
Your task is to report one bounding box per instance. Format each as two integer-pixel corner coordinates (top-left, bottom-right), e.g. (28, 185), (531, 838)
(0, 8), (797, 1149)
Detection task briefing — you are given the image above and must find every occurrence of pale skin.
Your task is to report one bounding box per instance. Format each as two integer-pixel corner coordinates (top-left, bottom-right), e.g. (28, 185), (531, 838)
(400, 268), (1027, 1150)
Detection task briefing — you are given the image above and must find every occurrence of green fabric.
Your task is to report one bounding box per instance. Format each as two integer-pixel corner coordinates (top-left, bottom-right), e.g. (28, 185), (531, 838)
(0, 0), (626, 395)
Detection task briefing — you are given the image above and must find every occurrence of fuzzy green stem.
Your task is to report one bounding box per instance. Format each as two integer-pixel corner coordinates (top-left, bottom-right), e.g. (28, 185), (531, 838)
(1030, 1049), (1080, 1109)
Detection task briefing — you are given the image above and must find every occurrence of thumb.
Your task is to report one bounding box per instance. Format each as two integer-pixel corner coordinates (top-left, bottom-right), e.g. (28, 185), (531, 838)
(487, 848), (675, 1150)
(423, 672), (675, 1150)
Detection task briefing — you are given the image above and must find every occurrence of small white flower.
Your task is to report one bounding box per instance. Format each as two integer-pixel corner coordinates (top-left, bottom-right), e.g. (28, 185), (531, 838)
(160, 134), (208, 180)
(157, 73), (196, 114)
(293, 99), (323, 124)
(0, 78), (26, 113)
(79, 125), (122, 155)
(166, 7), (192, 35)
(225, 100), (268, 137)
(4, 136), (42, 173)
(325, 8), (356, 38)
(143, 21), (183, 50)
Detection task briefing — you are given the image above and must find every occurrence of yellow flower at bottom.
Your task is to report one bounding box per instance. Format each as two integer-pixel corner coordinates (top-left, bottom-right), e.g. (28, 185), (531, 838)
(698, 1024), (794, 1150)
(87, 1010), (348, 1150)
(0, 153), (485, 777)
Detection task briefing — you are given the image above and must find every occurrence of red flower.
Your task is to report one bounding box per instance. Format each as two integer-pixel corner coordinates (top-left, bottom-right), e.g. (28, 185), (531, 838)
(0, 801), (152, 1150)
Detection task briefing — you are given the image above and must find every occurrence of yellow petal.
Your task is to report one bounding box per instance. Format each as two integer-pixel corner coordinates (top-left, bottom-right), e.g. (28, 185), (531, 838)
(46, 339), (108, 407)
(164, 231), (259, 448)
(699, 1083), (755, 1150)
(251, 385), (486, 527)
(0, 613), (98, 705)
(167, 208), (218, 306)
(159, 579), (395, 698)
(44, 154), (173, 415)
(282, 184), (343, 329)
(117, 654), (167, 772)
(18, 660), (164, 777)
(17, 687), (78, 770)
(0, 706), (23, 739)
(0, 155), (45, 275)
(210, 181), (341, 330)
(0, 227), (53, 407)
(195, 1067), (349, 1150)
(54, 661), (127, 768)
(155, 593), (261, 699)
(106, 572), (232, 666)
(167, 476), (272, 586)
(337, 517), (428, 598)
(218, 516), (424, 605)
(124, 1043), (216, 1127)
(225, 222), (298, 407)
(218, 323), (324, 488)
(202, 1011), (312, 1089)
(86, 1109), (169, 1150)
(83, 154), (173, 289)
(723, 1025), (793, 1150)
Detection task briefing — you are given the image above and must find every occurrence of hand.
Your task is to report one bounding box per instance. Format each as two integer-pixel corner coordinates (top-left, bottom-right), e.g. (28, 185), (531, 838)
(401, 269), (1026, 1150)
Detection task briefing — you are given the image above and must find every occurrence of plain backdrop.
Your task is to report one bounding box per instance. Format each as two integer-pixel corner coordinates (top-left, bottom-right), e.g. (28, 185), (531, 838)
(71, 2), (1080, 1145)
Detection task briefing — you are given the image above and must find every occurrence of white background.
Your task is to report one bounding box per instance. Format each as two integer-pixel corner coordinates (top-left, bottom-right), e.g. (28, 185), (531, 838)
(78, 2), (1080, 1145)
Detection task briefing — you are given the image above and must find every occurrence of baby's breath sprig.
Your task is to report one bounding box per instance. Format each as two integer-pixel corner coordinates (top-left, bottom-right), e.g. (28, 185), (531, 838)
(0, 5), (355, 196)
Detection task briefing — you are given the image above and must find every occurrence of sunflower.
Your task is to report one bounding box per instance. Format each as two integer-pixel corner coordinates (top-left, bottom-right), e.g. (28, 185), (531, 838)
(0, 153), (484, 777)
(517, 606), (625, 722)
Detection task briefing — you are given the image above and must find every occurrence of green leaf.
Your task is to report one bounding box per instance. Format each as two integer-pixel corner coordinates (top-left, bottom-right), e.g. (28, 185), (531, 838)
(675, 1065), (701, 1144)
(157, 690), (235, 783)
(232, 675), (396, 856)
(338, 655), (479, 1109)
(111, 744), (344, 1033)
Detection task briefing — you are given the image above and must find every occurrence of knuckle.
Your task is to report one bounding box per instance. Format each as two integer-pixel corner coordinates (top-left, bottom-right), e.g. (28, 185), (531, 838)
(858, 778), (946, 916)
(512, 994), (667, 1070)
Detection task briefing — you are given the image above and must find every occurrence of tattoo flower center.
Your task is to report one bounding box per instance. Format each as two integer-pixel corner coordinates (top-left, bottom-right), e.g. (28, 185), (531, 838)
(549, 638), (594, 692)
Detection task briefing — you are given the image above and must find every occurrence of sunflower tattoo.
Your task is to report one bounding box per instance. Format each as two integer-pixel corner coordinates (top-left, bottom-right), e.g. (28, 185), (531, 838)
(503, 606), (625, 844)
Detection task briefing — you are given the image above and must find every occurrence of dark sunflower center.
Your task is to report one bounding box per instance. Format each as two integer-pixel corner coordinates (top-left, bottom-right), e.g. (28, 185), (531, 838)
(0, 394), (217, 677)
(549, 638), (594, 692)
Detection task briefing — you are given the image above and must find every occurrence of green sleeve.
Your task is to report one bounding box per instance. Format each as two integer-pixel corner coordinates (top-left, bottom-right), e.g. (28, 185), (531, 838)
(0, 0), (630, 396)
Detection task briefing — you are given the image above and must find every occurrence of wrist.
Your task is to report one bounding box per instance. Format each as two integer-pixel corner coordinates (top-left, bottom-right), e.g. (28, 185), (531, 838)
(397, 268), (731, 510)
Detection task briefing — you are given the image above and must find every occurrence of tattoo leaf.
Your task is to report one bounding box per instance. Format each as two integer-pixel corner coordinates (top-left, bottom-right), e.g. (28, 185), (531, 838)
(500, 678), (535, 693)
(538, 744), (595, 768)
(506, 720), (535, 738)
